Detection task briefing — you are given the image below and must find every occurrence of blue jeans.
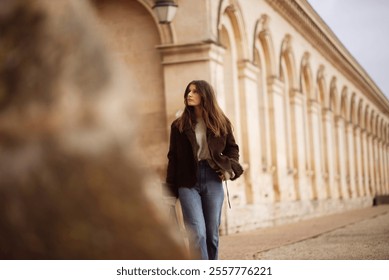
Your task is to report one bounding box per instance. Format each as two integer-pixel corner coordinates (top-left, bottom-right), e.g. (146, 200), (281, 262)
(178, 160), (224, 260)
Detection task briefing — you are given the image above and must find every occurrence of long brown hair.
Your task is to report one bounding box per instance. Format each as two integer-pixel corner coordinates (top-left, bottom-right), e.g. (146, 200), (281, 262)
(176, 80), (231, 137)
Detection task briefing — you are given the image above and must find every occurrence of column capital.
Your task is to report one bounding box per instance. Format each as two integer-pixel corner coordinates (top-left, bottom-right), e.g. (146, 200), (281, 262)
(322, 107), (333, 115)
(289, 89), (304, 104)
(353, 125), (361, 136)
(334, 115), (345, 129)
(307, 98), (319, 107)
(266, 76), (284, 96)
(322, 107), (333, 122)
(307, 99), (320, 114)
(334, 115), (345, 124)
(345, 121), (354, 132)
(262, 165), (276, 174)
(237, 59), (259, 81)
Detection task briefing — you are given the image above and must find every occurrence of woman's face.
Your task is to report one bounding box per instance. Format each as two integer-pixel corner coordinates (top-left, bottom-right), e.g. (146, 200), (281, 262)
(186, 84), (202, 107)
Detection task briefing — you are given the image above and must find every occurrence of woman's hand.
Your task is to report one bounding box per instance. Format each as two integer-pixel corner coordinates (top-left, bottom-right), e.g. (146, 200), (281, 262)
(217, 170), (232, 181)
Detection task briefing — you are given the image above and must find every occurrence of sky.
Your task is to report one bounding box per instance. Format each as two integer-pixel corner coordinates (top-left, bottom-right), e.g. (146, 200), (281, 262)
(307, 0), (389, 99)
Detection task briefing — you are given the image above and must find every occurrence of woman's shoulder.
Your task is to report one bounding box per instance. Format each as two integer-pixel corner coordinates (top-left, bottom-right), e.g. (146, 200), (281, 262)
(170, 118), (185, 133)
(223, 116), (233, 134)
(170, 118), (180, 128)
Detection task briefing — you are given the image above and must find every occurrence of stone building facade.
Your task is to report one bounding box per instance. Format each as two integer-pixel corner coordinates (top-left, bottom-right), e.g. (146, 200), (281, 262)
(92, 0), (389, 234)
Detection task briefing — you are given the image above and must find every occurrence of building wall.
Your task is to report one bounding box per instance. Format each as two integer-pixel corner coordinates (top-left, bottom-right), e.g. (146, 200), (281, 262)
(93, 0), (168, 177)
(92, 0), (389, 234)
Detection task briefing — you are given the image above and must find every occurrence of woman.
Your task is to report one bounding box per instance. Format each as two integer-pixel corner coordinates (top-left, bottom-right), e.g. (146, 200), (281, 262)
(165, 80), (243, 260)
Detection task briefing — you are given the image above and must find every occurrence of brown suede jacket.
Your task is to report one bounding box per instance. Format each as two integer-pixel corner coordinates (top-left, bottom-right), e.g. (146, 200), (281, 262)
(166, 120), (243, 197)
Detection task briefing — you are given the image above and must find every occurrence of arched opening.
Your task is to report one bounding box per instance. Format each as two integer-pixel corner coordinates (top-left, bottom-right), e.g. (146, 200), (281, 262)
(255, 16), (279, 201)
(254, 48), (269, 172)
(280, 35), (299, 200)
(220, 26), (238, 128)
(219, 9), (249, 207)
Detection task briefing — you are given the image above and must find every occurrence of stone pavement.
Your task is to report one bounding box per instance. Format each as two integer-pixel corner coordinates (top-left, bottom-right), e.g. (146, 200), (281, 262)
(219, 205), (389, 260)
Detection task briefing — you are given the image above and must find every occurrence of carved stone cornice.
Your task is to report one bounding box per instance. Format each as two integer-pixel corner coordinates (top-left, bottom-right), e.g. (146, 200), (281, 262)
(265, 0), (389, 116)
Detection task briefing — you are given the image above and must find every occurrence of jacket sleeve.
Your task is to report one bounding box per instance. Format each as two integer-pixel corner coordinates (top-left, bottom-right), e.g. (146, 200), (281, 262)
(165, 122), (178, 197)
(222, 127), (239, 162)
(223, 126), (243, 180)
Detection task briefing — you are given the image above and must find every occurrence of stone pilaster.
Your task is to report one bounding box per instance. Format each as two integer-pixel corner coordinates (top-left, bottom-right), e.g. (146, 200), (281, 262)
(372, 136), (379, 195)
(267, 77), (296, 201)
(384, 143), (389, 194)
(334, 115), (349, 199)
(237, 60), (274, 203)
(376, 139), (383, 195)
(385, 144), (389, 194)
(308, 100), (325, 199)
(361, 129), (371, 196)
(367, 133), (375, 196)
(290, 90), (311, 200)
(322, 109), (338, 199)
(346, 122), (357, 198)
(354, 125), (364, 196)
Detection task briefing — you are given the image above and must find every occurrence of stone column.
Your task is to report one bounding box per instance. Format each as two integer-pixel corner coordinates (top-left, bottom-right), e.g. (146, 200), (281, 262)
(385, 144), (389, 194)
(346, 122), (357, 198)
(367, 133), (375, 196)
(384, 142), (388, 194)
(377, 138), (383, 195)
(267, 77), (296, 201)
(260, 78), (274, 177)
(322, 109), (338, 199)
(334, 116), (349, 199)
(372, 136), (379, 195)
(361, 129), (370, 196)
(290, 90), (311, 200)
(354, 125), (364, 196)
(377, 139), (383, 195)
(380, 140), (387, 194)
(257, 69), (275, 201)
(381, 142), (385, 194)
(237, 60), (274, 203)
(308, 100), (325, 199)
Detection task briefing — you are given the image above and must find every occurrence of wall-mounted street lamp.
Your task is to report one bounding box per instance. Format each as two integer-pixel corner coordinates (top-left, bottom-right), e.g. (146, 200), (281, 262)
(153, 0), (178, 24)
